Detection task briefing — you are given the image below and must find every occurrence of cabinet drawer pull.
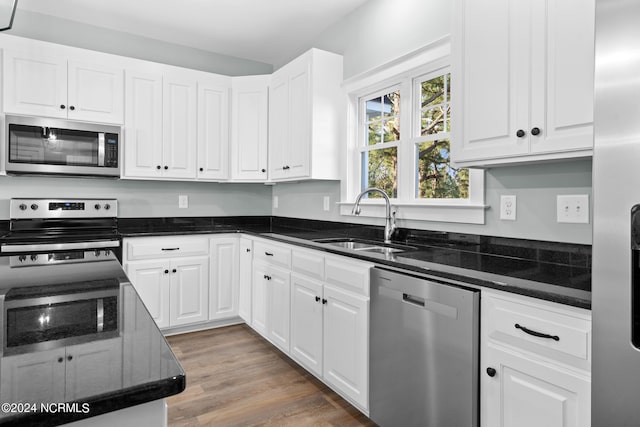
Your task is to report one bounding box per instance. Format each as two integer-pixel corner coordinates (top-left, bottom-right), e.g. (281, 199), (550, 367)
(265, 252), (274, 256)
(515, 323), (559, 341)
(161, 247), (180, 251)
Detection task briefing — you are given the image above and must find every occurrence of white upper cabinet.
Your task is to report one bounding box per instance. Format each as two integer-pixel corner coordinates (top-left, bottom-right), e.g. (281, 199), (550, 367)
(451, 0), (595, 166)
(124, 69), (205, 180)
(197, 77), (230, 181)
(162, 75), (198, 179)
(3, 50), (124, 124)
(230, 75), (269, 181)
(268, 48), (343, 181)
(124, 71), (164, 178)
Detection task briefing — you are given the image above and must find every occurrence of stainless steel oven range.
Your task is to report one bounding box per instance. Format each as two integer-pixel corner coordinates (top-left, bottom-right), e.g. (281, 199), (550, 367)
(0, 198), (126, 356)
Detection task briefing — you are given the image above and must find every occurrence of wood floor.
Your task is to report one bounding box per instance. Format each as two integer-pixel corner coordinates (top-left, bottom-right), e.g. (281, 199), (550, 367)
(166, 324), (377, 427)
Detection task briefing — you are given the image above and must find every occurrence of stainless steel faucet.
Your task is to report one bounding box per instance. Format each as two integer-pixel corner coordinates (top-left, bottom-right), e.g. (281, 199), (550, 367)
(351, 187), (396, 243)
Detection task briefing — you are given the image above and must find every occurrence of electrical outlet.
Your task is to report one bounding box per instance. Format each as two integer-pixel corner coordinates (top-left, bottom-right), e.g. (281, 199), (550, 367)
(500, 195), (517, 221)
(557, 195), (589, 223)
(178, 195), (188, 209)
(273, 196), (279, 209)
(323, 196), (330, 211)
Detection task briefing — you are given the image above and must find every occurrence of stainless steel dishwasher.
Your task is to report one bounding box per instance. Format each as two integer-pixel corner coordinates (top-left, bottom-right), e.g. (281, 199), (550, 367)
(369, 267), (479, 427)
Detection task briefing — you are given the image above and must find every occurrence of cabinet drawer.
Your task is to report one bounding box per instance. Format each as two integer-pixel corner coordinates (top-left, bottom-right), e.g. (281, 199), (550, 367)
(324, 255), (372, 296)
(484, 293), (591, 369)
(253, 240), (291, 268)
(125, 236), (209, 261)
(291, 248), (324, 281)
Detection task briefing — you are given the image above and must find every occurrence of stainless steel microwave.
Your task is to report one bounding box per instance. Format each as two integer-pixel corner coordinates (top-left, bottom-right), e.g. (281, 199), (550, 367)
(4, 115), (121, 177)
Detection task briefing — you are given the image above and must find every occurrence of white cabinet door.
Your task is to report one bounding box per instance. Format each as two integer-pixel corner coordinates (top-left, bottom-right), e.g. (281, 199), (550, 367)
(452, 0), (594, 165)
(209, 237), (239, 320)
(266, 265), (291, 354)
(0, 348), (66, 404)
(268, 57), (311, 180)
(67, 60), (124, 124)
(268, 72), (288, 180)
(230, 75), (269, 181)
(163, 76), (197, 179)
(482, 345), (590, 427)
(3, 50), (67, 118)
(238, 237), (253, 323)
(322, 285), (369, 409)
(124, 71), (164, 178)
(290, 273), (323, 377)
(529, 0), (594, 154)
(126, 260), (171, 328)
(285, 59), (311, 179)
(170, 256), (209, 326)
(251, 262), (269, 335)
(64, 338), (123, 401)
(197, 80), (229, 180)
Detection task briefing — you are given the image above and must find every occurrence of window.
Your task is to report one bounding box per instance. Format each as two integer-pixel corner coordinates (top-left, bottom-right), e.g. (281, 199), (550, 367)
(342, 43), (485, 224)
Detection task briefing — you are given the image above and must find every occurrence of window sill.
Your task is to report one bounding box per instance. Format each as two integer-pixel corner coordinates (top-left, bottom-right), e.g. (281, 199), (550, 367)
(337, 201), (488, 224)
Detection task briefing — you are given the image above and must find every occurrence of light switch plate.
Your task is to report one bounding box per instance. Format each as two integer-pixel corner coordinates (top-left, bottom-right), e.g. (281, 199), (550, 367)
(178, 195), (188, 209)
(557, 195), (589, 223)
(273, 196), (279, 209)
(500, 195), (517, 221)
(323, 196), (330, 211)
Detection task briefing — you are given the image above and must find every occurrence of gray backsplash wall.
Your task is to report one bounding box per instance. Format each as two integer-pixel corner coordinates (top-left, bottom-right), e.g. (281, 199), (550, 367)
(0, 176), (272, 220)
(272, 160), (593, 245)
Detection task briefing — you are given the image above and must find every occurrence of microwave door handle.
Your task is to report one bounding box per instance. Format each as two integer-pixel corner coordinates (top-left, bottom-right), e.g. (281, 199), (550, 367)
(96, 298), (104, 332)
(98, 133), (105, 167)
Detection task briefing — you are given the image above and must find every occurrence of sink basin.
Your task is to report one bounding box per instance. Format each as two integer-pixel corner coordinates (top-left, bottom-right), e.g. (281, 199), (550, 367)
(313, 238), (416, 254)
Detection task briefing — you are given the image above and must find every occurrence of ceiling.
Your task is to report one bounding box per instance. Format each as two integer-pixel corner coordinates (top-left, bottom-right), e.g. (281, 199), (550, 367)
(16, 0), (371, 66)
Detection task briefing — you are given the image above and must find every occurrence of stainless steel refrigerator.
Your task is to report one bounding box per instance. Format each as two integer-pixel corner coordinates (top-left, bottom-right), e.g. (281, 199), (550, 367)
(593, 1), (640, 425)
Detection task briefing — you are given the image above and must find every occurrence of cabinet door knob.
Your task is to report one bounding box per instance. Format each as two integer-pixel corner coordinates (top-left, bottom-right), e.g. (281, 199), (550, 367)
(164, 269), (169, 274)
(531, 127), (541, 136)
(199, 167), (204, 172)
(246, 248), (251, 252)
(157, 165), (161, 170)
(58, 357), (64, 363)
(69, 106), (75, 111)
(315, 296), (321, 302)
(261, 169), (266, 173)
(486, 367), (496, 377)
(172, 268), (177, 273)
(67, 355), (73, 362)
(164, 166), (169, 170)
(60, 104), (66, 109)
(322, 298), (327, 305)
(516, 129), (526, 138)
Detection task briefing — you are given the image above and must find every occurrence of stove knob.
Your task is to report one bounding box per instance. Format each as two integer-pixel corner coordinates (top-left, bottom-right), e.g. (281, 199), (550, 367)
(104, 204), (111, 210)
(30, 254), (38, 261)
(94, 204), (101, 210)
(30, 204), (38, 211)
(18, 255), (26, 262)
(94, 250), (102, 257)
(19, 204), (27, 211)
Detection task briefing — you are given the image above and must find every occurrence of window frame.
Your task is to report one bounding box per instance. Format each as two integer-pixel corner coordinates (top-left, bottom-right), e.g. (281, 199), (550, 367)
(340, 39), (487, 224)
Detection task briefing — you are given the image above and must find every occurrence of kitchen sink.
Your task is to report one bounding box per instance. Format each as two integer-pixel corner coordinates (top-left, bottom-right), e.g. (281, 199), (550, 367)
(313, 238), (416, 254)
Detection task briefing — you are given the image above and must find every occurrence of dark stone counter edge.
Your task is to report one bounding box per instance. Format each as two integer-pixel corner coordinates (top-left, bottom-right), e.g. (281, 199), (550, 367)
(0, 374), (186, 426)
(119, 228), (591, 310)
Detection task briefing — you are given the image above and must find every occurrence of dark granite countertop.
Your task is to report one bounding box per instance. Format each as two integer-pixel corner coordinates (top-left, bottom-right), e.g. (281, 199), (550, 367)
(117, 216), (591, 309)
(0, 252), (185, 426)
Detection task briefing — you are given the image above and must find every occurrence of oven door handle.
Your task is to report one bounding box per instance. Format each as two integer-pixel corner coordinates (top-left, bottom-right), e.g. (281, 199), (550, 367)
(0, 240), (120, 253)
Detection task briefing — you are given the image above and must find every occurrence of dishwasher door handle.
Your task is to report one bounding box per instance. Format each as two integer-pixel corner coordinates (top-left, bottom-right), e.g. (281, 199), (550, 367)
(403, 293), (425, 307)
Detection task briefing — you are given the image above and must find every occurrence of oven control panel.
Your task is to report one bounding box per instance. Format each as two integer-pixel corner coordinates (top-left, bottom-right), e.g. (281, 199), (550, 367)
(10, 199), (118, 219)
(9, 250), (116, 267)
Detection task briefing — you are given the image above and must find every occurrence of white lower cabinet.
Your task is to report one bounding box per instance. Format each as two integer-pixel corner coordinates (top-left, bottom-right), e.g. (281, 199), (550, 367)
(209, 237), (239, 320)
(322, 285), (369, 410)
(249, 240), (372, 412)
(481, 290), (591, 427)
(169, 256), (209, 326)
(290, 273), (324, 377)
(238, 237), (253, 323)
(252, 259), (291, 354)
